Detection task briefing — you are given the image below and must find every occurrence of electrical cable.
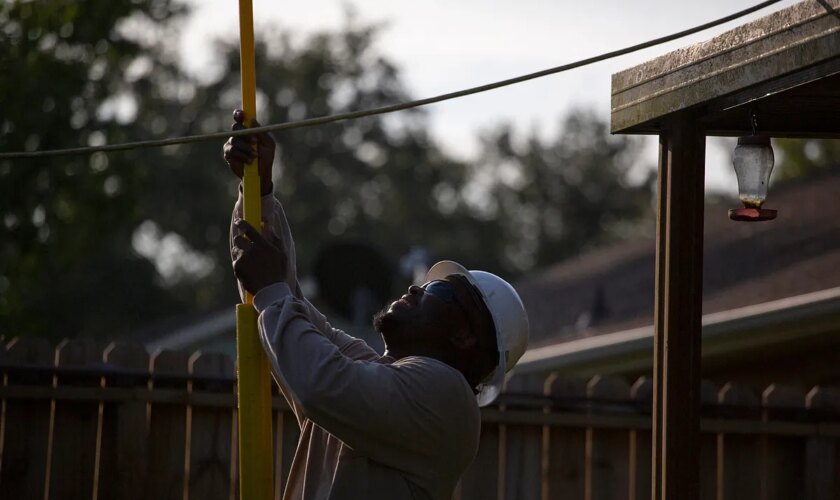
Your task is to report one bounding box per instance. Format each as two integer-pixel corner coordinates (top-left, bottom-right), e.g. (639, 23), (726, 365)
(0, 0), (785, 160)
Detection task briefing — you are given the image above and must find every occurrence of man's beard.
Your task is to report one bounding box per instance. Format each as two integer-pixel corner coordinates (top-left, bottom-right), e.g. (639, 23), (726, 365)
(372, 305), (398, 335)
(372, 304), (411, 351)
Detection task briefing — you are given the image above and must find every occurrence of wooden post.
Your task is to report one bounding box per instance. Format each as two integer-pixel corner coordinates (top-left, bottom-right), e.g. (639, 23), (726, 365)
(502, 373), (544, 500)
(718, 383), (761, 500)
(805, 386), (840, 500)
(49, 339), (102, 500)
(544, 376), (587, 500)
(460, 390), (502, 499)
(1, 338), (53, 500)
(497, 377), (508, 500)
(273, 388), (299, 498)
(98, 342), (150, 500)
(586, 375), (631, 500)
(147, 349), (190, 500)
(630, 377), (653, 500)
(761, 384), (807, 500)
(652, 115), (705, 500)
(188, 352), (235, 500)
(699, 380), (719, 500)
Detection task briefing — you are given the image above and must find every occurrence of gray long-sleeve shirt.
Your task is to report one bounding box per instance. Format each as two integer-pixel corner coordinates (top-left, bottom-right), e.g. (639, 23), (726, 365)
(232, 193), (480, 500)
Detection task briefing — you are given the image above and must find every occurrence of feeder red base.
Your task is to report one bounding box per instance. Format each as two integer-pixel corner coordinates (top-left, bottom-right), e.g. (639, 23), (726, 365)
(728, 207), (777, 222)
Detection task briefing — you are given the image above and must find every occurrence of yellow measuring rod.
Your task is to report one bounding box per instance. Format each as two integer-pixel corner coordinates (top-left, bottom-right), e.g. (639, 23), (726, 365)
(236, 0), (274, 499)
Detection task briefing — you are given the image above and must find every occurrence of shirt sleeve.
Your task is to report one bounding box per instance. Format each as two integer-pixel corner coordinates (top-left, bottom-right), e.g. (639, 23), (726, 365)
(230, 190), (380, 362)
(253, 282), (480, 475)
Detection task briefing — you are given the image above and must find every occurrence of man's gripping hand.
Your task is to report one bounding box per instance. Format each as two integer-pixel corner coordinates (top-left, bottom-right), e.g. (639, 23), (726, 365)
(222, 109), (275, 196)
(232, 219), (288, 296)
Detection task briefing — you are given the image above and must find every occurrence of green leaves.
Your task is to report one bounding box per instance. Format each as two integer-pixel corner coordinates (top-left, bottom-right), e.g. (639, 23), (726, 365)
(773, 139), (840, 184)
(0, 0), (190, 338)
(479, 110), (655, 271)
(1, 4), (654, 340)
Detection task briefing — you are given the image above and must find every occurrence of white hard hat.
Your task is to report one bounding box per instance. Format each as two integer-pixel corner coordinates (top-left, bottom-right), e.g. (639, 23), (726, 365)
(426, 260), (529, 406)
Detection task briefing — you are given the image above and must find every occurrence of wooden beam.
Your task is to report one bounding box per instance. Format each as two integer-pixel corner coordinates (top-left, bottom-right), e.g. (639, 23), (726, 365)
(611, 0), (840, 134)
(700, 65), (840, 138)
(652, 114), (705, 500)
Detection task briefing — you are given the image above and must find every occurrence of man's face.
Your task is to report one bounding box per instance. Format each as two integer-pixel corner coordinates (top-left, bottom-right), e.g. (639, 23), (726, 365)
(374, 277), (475, 354)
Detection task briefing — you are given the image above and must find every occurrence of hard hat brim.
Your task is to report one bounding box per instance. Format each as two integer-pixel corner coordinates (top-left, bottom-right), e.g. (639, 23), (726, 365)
(426, 260), (507, 407)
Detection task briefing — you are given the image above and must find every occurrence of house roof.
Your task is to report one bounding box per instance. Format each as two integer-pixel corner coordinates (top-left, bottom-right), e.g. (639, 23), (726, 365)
(515, 286), (840, 376)
(516, 167), (840, 350)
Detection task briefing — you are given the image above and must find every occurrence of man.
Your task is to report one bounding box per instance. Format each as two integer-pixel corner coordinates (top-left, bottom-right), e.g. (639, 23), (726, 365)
(224, 110), (529, 500)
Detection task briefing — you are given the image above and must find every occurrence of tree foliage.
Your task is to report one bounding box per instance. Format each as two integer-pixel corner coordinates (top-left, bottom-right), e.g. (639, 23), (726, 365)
(773, 138), (840, 183)
(205, 25), (505, 274)
(478, 111), (654, 270)
(0, 0), (193, 337)
(0, 1), (653, 340)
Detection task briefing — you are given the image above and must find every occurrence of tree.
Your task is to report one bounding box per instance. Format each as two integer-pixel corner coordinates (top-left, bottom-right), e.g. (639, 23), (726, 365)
(476, 110), (655, 271)
(1, 2), (653, 341)
(192, 22), (500, 275)
(0, 4), (504, 339)
(772, 138), (840, 183)
(0, 0), (194, 338)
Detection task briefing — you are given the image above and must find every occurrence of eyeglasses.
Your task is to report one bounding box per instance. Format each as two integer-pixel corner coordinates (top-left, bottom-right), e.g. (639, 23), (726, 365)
(423, 278), (499, 360)
(422, 280), (474, 335)
(420, 280), (459, 303)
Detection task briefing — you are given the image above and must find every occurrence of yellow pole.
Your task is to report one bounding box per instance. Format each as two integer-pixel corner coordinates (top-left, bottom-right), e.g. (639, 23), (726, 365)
(236, 1), (273, 499)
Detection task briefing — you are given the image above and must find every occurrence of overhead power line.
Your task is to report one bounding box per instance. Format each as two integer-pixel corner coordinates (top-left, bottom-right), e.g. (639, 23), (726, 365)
(1, 0), (784, 160)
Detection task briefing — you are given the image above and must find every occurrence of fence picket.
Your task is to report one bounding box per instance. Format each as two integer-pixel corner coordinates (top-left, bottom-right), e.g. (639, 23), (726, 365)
(503, 373), (545, 500)
(718, 383), (761, 500)
(804, 386), (840, 500)
(147, 349), (190, 500)
(700, 380), (719, 500)
(544, 375), (588, 500)
(98, 342), (150, 500)
(273, 386), (299, 499)
(188, 352), (235, 500)
(49, 338), (102, 500)
(761, 384), (806, 500)
(459, 374), (503, 500)
(0, 338), (52, 500)
(272, 408), (286, 500)
(586, 376), (631, 500)
(462, 421), (500, 500)
(629, 377), (652, 500)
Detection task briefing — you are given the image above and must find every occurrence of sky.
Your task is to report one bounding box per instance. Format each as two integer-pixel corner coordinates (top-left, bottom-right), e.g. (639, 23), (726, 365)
(180, 0), (801, 193)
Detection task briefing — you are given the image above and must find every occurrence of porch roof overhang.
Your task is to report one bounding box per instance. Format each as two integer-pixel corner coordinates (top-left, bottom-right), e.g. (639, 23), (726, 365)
(605, 3), (840, 497)
(514, 286), (840, 376)
(611, 0), (840, 138)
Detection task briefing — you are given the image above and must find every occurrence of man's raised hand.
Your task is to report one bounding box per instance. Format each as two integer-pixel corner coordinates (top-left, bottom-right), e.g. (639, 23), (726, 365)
(232, 219), (288, 295)
(223, 109), (276, 195)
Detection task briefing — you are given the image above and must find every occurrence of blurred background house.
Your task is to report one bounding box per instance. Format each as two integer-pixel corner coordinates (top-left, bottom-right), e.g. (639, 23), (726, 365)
(516, 168), (840, 387)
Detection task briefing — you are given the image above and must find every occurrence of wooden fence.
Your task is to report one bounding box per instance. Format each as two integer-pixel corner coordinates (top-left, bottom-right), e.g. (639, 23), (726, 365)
(1, 337), (839, 500)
